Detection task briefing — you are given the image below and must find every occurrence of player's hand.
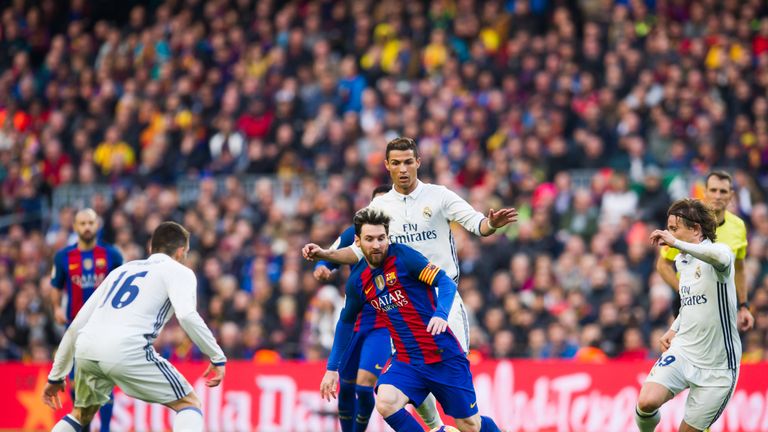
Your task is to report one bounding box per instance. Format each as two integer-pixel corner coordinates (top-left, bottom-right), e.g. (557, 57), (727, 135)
(53, 308), (67, 325)
(650, 230), (677, 248)
(202, 363), (225, 387)
(320, 370), (339, 401)
(738, 307), (755, 332)
(487, 208), (519, 230)
(42, 381), (66, 410)
(659, 329), (676, 351)
(302, 243), (327, 262)
(313, 266), (334, 282)
(426, 317), (449, 335)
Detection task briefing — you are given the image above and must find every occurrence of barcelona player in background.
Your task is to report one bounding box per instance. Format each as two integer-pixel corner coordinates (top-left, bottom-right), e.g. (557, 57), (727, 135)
(50, 208), (123, 432)
(316, 207), (503, 432)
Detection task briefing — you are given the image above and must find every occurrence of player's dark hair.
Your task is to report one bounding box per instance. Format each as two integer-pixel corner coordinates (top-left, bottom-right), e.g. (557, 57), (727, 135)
(353, 207), (391, 237)
(371, 185), (391, 199)
(150, 221), (190, 255)
(667, 198), (717, 242)
(385, 137), (419, 160)
(705, 170), (733, 190)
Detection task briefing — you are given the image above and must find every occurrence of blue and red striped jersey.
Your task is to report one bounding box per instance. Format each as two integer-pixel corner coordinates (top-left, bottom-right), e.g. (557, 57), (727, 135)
(51, 243), (123, 320)
(316, 225), (387, 333)
(339, 243), (462, 365)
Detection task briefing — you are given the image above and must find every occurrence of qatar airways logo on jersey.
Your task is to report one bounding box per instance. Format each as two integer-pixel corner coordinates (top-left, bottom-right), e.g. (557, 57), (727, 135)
(70, 273), (106, 289)
(390, 223), (438, 244)
(369, 289), (409, 312)
(680, 285), (707, 307)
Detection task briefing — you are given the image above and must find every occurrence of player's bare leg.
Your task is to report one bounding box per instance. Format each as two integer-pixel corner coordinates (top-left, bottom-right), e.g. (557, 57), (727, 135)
(51, 406), (100, 432)
(415, 393), (444, 428)
(376, 384), (423, 432)
(353, 369), (378, 432)
(679, 421), (703, 432)
(165, 391), (204, 431)
(635, 382), (674, 432)
(456, 413), (503, 432)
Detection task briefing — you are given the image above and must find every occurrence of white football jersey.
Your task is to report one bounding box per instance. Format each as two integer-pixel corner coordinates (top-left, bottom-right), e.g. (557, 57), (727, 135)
(362, 181), (486, 281)
(672, 240), (741, 370)
(73, 253), (223, 364)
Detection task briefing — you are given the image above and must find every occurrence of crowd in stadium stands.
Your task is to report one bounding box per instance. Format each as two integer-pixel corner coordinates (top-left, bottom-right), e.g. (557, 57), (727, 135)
(0, 0), (767, 365)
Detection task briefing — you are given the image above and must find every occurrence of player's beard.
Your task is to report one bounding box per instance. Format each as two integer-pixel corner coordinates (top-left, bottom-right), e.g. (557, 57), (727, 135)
(364, 246), (387, 267)
(78, 231), (96, 245)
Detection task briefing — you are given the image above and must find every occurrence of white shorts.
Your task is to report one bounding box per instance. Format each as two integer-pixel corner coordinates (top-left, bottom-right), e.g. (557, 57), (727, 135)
(447, 292), (470, 354)
(74, 349), (193, 407)
(645, 349), (738, 430)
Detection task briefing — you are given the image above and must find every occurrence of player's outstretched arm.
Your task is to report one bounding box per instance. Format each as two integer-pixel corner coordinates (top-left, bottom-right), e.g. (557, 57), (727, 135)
(313, 226), (357, 281)
(169, 268), (227, 368)
(427, 271), (457, 335)
(303, 243), (360, 265)
(47, 279), (101, 384)
(480, 207), (519, 236)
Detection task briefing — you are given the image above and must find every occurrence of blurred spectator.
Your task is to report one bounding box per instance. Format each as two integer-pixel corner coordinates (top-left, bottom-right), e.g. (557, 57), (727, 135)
(0, 0), (766, 363)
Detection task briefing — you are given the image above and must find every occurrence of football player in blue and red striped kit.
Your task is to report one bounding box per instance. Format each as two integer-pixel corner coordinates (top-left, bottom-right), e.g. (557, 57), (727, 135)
(50, 208), (123, 432)
(314, 185), (397, 431)
(317, 207), (503, 432)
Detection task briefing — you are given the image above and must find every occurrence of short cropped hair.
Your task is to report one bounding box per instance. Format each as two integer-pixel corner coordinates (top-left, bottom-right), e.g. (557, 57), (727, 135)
(385, 137), (419, 161)
(371, 185), (391, 199)
(667, 198), (717, 242)
(353, 207), (391, 237)
(150, 221), (190, 255)
(705, 170), (733, 189)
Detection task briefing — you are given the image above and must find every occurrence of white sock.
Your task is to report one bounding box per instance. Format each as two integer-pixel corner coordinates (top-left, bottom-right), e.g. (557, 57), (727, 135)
(52, 414), (82, 432)
(174, 407), (204, 432)
(635, 405), (661, 432)
(416, 393), (443, 429)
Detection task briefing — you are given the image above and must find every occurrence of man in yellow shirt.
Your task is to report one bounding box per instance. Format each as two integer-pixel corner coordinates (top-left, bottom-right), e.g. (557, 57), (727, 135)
(656, 170), (754, 331)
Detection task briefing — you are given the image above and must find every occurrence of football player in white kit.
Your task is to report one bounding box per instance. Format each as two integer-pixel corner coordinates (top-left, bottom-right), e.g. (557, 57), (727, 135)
(304, 137), (518, 423)
(637, 199), (741, 432)
(43, 222), (226, 432)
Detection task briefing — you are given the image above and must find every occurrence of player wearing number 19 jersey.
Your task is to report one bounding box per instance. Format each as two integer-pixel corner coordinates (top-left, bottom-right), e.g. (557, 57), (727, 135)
(44, 222), (226, 432)
(636, 199), (740, 432)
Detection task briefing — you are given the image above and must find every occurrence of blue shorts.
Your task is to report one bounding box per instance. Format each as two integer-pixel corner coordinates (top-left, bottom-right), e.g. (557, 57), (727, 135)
(376, 355), (478, 419)
(339, 328), (392, 382)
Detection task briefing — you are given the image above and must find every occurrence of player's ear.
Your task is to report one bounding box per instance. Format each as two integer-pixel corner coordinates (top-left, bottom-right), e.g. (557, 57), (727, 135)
(354, 235), (361, 247)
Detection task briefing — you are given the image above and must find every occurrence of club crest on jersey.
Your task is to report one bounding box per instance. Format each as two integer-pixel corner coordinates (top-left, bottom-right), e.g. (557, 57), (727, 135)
(695, 265), (701, 279)
(422, 206), (432, 220)
(83, 258), (93, 270)
(96, 257), (107, 268)
(385, 271), (397, 286)
(374, 275), (386, 291)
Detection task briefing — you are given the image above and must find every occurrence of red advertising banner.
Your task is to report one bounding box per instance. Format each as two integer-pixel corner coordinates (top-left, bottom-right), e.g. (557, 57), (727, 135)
(3, 360), (767, 431)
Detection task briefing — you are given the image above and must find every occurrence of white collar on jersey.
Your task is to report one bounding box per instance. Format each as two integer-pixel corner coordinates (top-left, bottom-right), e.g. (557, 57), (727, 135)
(391, 180), (425, 200)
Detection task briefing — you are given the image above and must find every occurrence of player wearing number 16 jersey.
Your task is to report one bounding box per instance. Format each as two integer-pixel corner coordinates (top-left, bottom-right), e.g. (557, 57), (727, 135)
(43, 222), (226, 432)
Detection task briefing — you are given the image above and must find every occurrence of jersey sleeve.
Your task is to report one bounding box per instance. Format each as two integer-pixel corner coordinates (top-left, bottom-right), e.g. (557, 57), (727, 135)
(169, 266), (227, 364)
(326, 270), (365, 371)
(660, 245), (680, 261)
(439, 186), (485, 236)
(48, 271), (106, 382)
(167, 266), (199, 318)
(397, 245), (439, 285)
(50, 250), (66, 290)
(396, 245), (456, 319)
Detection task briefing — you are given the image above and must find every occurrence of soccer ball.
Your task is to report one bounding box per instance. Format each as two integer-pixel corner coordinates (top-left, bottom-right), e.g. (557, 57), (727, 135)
(429, 427), (461, 432)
